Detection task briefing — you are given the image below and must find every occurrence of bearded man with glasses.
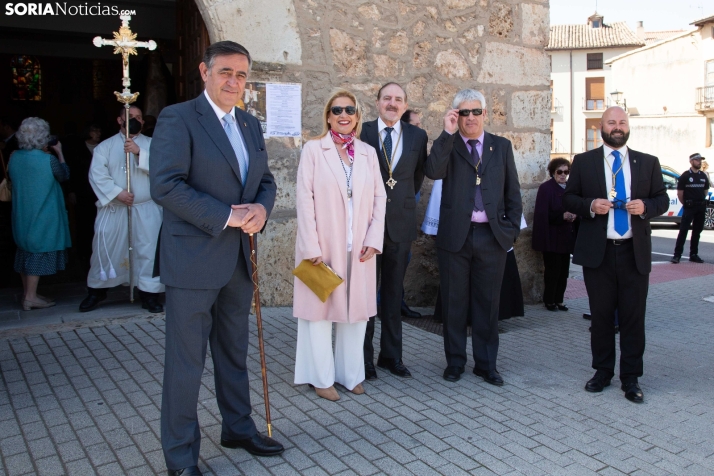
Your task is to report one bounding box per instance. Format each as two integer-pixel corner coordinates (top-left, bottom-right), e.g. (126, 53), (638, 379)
(563, 107), (668, 404)
(425, 88), (522, 386)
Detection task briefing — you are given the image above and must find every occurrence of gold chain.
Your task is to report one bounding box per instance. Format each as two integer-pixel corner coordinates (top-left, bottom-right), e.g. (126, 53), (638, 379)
(377, 126), (403, 186)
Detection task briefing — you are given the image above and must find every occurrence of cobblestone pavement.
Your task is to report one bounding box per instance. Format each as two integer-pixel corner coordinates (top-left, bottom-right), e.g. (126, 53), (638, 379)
(1, 271), (714, 475)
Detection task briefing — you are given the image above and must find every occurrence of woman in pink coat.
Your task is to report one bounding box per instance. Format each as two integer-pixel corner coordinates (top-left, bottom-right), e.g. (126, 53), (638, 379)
(294, 89), (387, 401)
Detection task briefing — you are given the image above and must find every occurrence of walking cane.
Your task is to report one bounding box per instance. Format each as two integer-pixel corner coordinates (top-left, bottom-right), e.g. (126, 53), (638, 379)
(248, 233), (273, 437)
(124, 104), (135, 303)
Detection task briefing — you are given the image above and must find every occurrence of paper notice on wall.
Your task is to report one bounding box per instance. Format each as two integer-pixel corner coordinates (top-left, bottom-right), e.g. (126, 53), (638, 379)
(265, 83), (302, 137)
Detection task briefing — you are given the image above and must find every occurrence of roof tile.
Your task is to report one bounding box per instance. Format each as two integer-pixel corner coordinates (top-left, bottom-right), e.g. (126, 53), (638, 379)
(546, 22), (645, 50)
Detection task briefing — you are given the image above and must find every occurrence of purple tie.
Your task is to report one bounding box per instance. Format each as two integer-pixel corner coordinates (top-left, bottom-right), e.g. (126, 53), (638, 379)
(467, 139), (484, 212)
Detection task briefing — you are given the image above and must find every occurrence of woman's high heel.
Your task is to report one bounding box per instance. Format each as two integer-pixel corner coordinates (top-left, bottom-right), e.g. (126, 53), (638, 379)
(23, 299), (56, 311)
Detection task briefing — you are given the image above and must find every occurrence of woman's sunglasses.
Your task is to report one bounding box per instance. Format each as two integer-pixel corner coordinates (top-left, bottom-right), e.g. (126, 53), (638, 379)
(330, 106), (357, 116)
(556, 170), (570, 176)
(458, 108), (483, 117)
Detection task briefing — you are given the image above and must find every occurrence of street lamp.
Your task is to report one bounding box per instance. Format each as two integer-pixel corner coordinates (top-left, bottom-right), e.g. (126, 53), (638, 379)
(610, 90), (627, 111)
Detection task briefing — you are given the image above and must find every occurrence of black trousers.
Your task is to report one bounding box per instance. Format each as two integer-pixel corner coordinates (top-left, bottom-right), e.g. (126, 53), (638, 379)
(438, 223), (507, 370)
(364, 235), (411, 362)
(542, 251), (570, 305)
(673, 206), (706, 257)
(161, 252), (257, 470)
(583, 240), (648, 382)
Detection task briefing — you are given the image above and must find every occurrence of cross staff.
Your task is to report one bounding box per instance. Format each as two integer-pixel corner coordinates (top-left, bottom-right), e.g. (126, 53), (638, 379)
(93, 15), (156, 303)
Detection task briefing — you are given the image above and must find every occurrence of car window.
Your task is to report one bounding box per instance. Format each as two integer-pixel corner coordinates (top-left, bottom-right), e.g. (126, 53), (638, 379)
(662, 173), (677, 190)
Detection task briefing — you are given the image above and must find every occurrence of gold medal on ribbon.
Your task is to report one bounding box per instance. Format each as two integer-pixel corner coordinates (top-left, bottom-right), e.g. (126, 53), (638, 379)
(609, 189), (617, 199)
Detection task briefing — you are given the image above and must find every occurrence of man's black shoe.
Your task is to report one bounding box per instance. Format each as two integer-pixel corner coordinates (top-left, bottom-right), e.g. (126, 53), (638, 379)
(583, 313), (591, 320)
(443, 366), (464, 382)
(473, 368), (504, 386)
(622, 382), (644, 403)
(79, 293), (106, 312)
(545, 303), (558, 311)
(557, 304), (569, 311)
(220, 433), (284, 456)
(167, 466), (202, 476)
(142, 294), (164, 313)
(585, 372), (612, 393)
(401, 303), (422, 319)
(670, 255), (681, 264)
(690, 254), (704, 263)
(377, 357), (412, 378)
(365, 361), (378, 380)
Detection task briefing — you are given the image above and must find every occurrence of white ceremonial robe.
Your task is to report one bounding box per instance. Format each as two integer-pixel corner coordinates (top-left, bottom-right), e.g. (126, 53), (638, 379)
(87, 132), (164, 293)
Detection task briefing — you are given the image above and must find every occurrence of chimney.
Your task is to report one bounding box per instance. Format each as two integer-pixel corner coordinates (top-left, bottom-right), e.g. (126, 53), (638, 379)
(637, 21), (645, 40)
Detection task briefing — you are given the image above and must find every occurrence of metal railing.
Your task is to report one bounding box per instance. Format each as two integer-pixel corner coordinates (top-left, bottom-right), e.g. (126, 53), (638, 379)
(583, 97), (610, 111)
(551, 98), (563, 115)
(695, 86), (714, 111)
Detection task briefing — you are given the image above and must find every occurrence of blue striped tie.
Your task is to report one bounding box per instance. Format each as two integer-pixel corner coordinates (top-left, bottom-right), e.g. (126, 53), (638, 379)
(223, 113), (249, 184)
(612, 150), (629, 236)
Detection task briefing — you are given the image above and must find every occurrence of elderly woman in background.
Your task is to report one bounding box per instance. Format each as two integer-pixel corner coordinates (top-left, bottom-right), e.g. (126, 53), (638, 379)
(9, 117), (71, 310)
(293, 89), (386, 401)
(532, 157), (576, 312)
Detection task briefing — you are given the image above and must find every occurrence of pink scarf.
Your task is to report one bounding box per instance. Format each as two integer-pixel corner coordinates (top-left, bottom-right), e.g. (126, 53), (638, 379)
(329, 130), (356, 163)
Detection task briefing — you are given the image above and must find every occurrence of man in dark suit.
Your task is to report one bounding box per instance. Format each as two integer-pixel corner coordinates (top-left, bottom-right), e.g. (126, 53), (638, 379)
(361, 82), (428, 379)
(425, 89), (522, 385)
(563, 107), (668, 403)
(150, 41), (283, 476)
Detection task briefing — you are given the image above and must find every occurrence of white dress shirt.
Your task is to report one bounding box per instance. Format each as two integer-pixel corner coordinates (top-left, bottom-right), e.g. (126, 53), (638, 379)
(203, 90), (250, 229)
(602, 144), (633, 239)
(377, 117), (403, 170)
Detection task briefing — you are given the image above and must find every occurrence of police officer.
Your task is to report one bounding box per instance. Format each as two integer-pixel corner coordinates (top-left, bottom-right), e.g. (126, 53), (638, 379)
(671, 153), (710, 264)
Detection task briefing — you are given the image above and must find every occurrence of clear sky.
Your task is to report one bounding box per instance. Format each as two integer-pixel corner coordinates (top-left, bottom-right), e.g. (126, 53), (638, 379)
(549, 0), (711, 31)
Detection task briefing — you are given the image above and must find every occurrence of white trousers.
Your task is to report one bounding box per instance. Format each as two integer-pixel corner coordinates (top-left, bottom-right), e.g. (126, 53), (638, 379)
(294, 319), (367, 391)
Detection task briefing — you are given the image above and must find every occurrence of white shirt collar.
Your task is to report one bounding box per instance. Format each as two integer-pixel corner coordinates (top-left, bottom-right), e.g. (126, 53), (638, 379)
(204, 90), (236, 124)
(378, 117), (402, 135)
(603, 143), (628, 160)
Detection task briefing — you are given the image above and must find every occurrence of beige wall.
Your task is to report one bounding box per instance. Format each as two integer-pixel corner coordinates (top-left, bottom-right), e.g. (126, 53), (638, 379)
(195, 0), (552, 305)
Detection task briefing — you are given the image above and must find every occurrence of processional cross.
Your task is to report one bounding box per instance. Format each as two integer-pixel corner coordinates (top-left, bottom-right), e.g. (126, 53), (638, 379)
(93, 16), (156, 303)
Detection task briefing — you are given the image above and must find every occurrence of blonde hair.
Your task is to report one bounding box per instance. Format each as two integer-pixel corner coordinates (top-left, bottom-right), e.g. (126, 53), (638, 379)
(315, 89), (363, 139)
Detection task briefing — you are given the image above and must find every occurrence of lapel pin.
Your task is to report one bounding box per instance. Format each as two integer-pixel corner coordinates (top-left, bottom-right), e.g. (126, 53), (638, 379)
(243, 122), (247, 127)
(489, 146), (493, 151)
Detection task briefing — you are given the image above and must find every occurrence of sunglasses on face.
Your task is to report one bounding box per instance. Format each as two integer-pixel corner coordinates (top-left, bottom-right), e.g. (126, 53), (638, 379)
(556, 170), (570, 176)
(330, 106), (357, 116)
(458, 108), (483, 117)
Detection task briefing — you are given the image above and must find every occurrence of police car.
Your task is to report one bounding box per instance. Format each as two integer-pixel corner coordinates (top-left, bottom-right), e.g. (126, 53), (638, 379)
(653, 166), (714, 230)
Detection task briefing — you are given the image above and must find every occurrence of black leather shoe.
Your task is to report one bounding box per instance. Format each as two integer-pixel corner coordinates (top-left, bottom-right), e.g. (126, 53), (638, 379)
(557, 304), (569, 311)
(473, 368), (504, 386)
(545, 303), (558, 311)
(443, 366), (464, 382)
(220, 433), (284, 456)
(79, 293), (106, 312)
(690, 254), (704, 263)
(167, 466), (202, 476)
(377, 357), (412, 378)
(142, 295), (164, 313)
(622, 382), (644, 403)
(670, 255), (681, 264)
(585, 372), (612, 393)
(583, 313), (591, 320)
(401, 303), (422, 319)
(365, 361), (378, 380)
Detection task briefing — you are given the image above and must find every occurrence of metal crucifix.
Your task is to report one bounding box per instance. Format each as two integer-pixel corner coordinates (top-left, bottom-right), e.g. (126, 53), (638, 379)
(93, 16), (156, 303)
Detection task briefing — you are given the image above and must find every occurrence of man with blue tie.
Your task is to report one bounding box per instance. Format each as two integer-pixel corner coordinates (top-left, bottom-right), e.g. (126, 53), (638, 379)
(150, 41), (283, 476)
(563, 107), (668, 403)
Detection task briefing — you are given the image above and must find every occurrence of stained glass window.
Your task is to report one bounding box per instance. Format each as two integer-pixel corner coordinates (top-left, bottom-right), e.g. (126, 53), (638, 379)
(11, 55), (41, 101)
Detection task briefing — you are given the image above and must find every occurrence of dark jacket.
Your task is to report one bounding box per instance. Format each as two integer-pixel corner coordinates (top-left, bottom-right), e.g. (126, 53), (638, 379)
(563, 146), (668, 275)
(532, 178), (574, 255)
(360, 119), (428, 243)
(424, 130), (522, 252)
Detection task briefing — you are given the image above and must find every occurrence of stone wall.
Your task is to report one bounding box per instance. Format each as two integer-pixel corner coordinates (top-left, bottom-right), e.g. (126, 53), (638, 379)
(194, 0), (551, 306)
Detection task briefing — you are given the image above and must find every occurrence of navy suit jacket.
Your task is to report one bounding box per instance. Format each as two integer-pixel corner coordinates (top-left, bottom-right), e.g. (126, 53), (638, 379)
(150, 93), (276, 289)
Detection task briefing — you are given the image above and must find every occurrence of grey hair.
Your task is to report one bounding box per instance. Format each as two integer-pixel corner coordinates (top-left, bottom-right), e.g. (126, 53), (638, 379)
(16, 117), (50, 150)
(203, 41), (252, 70)
(452, 89), (487, 110)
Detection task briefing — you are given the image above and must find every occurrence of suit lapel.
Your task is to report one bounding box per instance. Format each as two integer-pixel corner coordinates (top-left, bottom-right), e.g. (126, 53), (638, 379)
(235, 107), (260, 190)
(480, 133), (494, 173)
(594, 146), (608, 198)
(351, 140), (368, 219)
(392, 120), (412, 174)
(628, 148), (640, 199)
(366, 121), (389, 175)
(196, 94), (243, 183)
(453, 134), (474, 167)
(321, 135), (350, 206)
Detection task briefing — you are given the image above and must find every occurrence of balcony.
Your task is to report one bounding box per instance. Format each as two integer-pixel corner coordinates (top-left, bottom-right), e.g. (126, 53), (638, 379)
(582, 97), (610, 112)
(551, 98), (563, 115)
(695, 86), (714, 112)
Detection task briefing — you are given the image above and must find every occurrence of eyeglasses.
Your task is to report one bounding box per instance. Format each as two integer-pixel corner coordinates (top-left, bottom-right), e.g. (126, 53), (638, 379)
(330, 106), (357, 116)
(611, 197), (631, 210)
(458, 108), (483, 117)
(556, 170), (570, 176)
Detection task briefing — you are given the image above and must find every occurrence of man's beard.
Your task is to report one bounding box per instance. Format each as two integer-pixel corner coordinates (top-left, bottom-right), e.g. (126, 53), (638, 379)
(601, 128), (629, 148)
(691, 162), (701, 171)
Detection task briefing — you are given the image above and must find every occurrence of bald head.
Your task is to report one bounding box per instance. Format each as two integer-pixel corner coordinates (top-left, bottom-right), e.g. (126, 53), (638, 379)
(600, 106), (629, 148)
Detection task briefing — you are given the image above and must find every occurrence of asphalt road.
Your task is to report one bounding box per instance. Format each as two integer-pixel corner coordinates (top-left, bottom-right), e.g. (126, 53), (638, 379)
(651, 223), (714, 263)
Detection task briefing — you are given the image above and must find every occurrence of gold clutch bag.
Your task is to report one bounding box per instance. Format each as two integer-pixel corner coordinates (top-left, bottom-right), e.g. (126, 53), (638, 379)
(292, 259), (344, 303)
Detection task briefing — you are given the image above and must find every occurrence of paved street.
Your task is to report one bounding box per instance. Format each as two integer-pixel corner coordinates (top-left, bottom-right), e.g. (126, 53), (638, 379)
(650, 225), (714, 264)
(1, 264), (714, 475)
